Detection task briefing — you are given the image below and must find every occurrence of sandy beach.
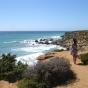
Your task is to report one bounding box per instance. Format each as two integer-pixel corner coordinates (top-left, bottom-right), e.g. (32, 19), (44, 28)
(0, 51), (88, 88)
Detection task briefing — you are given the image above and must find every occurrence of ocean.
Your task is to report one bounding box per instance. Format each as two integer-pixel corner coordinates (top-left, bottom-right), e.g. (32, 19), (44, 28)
(0, 31), (65, 65)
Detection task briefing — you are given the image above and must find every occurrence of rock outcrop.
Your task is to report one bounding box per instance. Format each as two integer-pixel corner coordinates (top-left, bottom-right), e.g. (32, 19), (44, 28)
(62, 30), (88, 51)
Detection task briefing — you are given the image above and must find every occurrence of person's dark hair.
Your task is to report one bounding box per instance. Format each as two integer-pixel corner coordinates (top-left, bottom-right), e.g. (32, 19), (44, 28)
(73, 38), (77, 44)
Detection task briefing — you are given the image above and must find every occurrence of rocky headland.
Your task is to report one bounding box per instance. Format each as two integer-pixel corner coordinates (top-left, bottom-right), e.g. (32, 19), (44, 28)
(35, 30), (88, 52)
(62, 30), (88, 51)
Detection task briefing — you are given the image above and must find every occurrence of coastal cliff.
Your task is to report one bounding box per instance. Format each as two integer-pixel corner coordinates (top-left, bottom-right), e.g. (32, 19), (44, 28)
(62, 30), (88, 51)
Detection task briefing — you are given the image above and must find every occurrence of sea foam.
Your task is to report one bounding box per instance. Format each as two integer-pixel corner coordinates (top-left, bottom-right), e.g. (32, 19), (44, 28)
(15, 45), (66, 65)
(12, 45), (57, 53)
(51, 36), (62, 39)
(15, 52), (43, 65)
(10, 36), (66, 65)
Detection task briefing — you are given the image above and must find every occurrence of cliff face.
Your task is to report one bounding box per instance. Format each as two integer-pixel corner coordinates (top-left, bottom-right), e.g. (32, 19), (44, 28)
(62, 30), (88, 50)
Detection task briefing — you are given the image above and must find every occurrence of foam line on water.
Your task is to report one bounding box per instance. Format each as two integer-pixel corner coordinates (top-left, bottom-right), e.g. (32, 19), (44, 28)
(12, 45), (57, 53)
(3, 41), (17, 44)
(15, 52), (44, 65)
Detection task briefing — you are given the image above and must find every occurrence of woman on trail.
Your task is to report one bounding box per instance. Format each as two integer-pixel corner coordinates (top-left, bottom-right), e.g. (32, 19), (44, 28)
(71, 38), (78, 64)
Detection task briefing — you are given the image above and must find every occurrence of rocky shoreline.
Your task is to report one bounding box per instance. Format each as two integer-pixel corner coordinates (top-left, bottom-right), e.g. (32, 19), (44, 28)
(35, 30), (88, 50)
(16, 30), (88, 64)
(37, 30), (88, 61)
(35, 37), (62, 45)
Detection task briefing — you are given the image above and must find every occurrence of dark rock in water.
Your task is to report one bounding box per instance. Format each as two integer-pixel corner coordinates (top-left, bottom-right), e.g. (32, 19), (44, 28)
(51, 39), (62, 45)
(43, 39), (47, 41)
(49, 38), (53, 41)
(45, 40), (49, 44)
(32, 44), (34, 45)
(40, 39), (43, 41)
(35, 37), (64, 45)
(39, 39), (46, 41)
(51, 40), (57, 45)
(38, 38), (50, 44)
(35, 40), (38, 42)
(39, 41), (43, 44)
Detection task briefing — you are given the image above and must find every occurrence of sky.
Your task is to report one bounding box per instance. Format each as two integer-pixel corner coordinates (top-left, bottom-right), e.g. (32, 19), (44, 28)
(0, 0), (88, 31)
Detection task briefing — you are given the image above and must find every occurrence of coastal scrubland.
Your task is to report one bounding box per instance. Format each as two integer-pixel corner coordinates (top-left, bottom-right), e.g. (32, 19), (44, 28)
(0, 53), (76, 88)
(0, 31), (88, 88)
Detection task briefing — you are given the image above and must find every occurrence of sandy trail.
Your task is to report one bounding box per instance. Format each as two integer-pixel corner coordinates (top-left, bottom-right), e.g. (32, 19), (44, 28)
(55, 51), (88, 88)
(0, 80), (17, 88)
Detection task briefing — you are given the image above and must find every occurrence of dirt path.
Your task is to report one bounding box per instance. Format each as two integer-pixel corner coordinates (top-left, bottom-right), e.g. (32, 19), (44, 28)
(55, 51), (88, 88)
(0, 80), (17, 88)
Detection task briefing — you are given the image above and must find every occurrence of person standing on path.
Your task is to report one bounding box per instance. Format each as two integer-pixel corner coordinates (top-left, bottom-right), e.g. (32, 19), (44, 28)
(71, 38), (78, 64)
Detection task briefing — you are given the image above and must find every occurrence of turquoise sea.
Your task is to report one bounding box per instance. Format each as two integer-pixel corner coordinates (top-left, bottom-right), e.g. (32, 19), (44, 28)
(0, 31), (65, 65)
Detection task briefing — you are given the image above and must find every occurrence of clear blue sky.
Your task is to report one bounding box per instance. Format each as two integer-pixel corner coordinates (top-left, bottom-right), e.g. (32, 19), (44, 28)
(0, 0), (88, 31)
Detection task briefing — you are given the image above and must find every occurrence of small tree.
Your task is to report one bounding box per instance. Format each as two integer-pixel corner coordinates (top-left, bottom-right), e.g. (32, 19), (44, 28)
(15, 61), (27, 80)
(0, 53), (27, 82)
(0, 53), (16, 81)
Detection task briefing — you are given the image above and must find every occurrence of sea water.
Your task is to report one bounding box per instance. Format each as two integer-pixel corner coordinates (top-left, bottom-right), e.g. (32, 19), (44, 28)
(0, 31), (65, 65)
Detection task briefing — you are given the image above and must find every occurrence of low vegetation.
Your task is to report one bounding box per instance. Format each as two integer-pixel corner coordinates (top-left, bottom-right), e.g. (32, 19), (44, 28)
(21, 57), (76, 88)
(17, 78), (37, 88)
(0, 53), (27, 82)
(0, 53), (76, 88)
(79, 53), (88, 65)
(17, 78), (48, 88)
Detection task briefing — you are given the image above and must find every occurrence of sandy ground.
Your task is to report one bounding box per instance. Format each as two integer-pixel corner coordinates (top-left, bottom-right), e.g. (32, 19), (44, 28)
(0, 51), (88, 88)
(54, 51), (88, 88)
(0, 80), (17, 88)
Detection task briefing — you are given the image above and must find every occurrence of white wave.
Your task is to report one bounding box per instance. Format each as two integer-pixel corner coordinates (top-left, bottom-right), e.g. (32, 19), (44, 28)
(12, 44), (67, 53)
(56, 46), (67, 50)
(3, 41), (17, 44)
(15, 52), (43, 65)
(20, 40), (31, 44)
(12, 45), (57, 53)
(19, 39), (39, 46)
(51, 36), (62, 39)
(15, 45), (66, 65)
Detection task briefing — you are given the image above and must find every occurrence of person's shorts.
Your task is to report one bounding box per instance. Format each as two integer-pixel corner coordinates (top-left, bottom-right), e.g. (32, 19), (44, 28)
(71, 51), (78, 57)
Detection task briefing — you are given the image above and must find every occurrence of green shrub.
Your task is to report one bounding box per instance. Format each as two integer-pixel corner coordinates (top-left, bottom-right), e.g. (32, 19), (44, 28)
(17, 78), (48, 88)
(23, 57), (76, 87)
(0, 53), (27, 82)
(79, 53), (88, 65)
(17, 78), (37, 88)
